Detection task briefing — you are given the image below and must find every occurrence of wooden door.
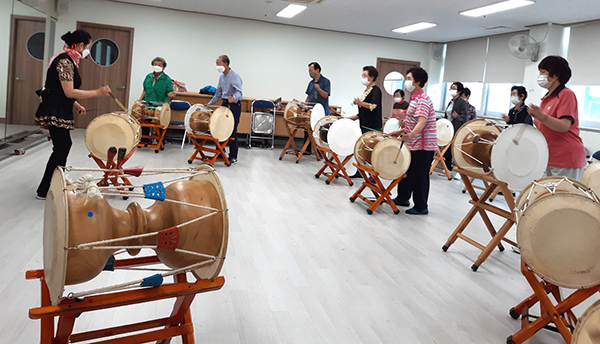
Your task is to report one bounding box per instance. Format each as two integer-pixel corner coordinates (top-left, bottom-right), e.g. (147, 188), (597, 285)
(376, 58), (420, 119)
(6, 15), (45, 125)
(75, 22), (133, 128)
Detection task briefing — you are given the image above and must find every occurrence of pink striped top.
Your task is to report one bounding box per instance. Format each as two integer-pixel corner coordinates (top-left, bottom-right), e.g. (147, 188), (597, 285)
(404, 89), (437, 151)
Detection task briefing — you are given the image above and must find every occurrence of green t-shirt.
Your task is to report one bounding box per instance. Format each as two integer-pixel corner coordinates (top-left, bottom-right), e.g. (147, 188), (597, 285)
(143, 72), (173, 104)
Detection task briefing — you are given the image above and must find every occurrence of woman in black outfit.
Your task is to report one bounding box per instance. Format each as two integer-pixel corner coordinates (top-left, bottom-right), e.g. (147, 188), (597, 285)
(35, 30), (111, 199)
(349, 65), (382, 133)
(501, 86), (532, 125)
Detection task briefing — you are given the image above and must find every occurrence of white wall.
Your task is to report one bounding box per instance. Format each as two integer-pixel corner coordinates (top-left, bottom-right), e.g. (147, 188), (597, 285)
(51, 0), (430, 113)
(0, 0), (47, 119)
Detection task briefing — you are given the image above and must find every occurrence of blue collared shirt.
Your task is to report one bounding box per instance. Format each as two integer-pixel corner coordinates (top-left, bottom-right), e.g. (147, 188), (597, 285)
(208, 69), (243, 105)
(305, 75), (330, 114)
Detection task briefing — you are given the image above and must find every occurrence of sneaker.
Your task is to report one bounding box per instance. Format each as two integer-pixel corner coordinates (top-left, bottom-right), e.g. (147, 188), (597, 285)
(36, 195), (46, 200)
(392, 198), (410, 207)
(405, 207), (429, 215)
(452, 172), (461, 180)
(229, 158), (238, 164)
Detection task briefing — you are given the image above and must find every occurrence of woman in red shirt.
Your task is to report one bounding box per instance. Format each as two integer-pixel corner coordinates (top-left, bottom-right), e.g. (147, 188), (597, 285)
(528, 56), (586, 179)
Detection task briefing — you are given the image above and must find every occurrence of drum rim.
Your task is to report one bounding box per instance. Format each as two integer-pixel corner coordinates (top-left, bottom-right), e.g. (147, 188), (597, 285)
(572, 299), (600, 344)
(284, 101), (309, 128)
(490, 124), (548, 191)
(313, 115), (338, 149)
(451, 118), (501, 173)
(515, 176), (584, 216)
(353, 131), (385, 167)
(84, 113), (141, 161)
(371, 138), (411, 180)
(436, 118), (454, 147)
(327, 118), (362, 156)
(582, 160), (600, 195)
(517, 193), (600, 289)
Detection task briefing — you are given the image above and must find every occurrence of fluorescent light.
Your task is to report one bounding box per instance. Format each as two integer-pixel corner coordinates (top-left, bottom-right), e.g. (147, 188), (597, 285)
(393, 22), (437, 34)
(460, 0), (534, 17)
(276, 4), (307, 18)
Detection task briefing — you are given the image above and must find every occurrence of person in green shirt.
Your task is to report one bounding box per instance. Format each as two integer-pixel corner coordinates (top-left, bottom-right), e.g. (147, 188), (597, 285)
(138, 57), (174, 104)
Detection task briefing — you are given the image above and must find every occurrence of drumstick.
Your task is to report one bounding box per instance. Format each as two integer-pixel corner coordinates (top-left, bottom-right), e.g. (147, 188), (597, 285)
(393, 141), (404, 164)
(512, 125), (527, 145)
(361, 126), (382, 132)
(108, 92), (128, 112)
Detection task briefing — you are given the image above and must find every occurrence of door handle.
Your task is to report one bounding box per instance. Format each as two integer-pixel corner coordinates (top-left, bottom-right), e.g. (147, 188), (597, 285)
(15, 77), (23, 81)
(117, 86), (126, 91)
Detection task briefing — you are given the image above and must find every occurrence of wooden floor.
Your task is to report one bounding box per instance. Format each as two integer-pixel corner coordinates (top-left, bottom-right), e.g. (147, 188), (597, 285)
(0, 129), (595, 343)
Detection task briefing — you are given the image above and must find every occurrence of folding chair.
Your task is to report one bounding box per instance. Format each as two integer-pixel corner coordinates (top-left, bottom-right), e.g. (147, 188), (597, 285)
(249, 99), (275, 149)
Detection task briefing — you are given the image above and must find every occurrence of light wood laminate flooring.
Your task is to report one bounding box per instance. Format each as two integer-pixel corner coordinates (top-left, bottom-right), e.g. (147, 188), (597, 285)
(0, 129), (595, 343)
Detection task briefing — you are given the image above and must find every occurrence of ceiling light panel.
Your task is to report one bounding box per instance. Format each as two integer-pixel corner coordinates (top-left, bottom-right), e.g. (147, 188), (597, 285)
(460, 0), (534, 17)
(393, 22), (437, 34)
(276, 4), (307, 18)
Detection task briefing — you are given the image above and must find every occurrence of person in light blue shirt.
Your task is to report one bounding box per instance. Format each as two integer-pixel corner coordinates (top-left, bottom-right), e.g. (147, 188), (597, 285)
(208, 55), (243, 163)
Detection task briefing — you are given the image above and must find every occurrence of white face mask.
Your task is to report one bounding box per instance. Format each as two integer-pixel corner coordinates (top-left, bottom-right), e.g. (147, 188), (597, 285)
(152, 65), (163, 73)
(510, 96), (520, 105)
(449, 89), (458, 97)
(361, 77), (370, 86)
(81, 48), (90, 59)
(394, 97), (403, 103)
(537, 74), (552, 89)
(404, 80), (415, 93)
(216, 65), (226, 74)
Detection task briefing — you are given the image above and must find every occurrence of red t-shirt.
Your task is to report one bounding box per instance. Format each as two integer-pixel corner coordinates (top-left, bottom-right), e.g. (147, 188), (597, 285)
(534, 87), (586, 168)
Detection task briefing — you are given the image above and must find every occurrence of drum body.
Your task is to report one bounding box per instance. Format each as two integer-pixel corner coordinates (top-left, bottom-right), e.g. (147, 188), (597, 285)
(581, 160), (600, 195)
(284, 101), (311, 127)
(313, 116), (337, 149)
(130, 101), (171, 128)
(436, 118), (454, 147)
(516, 176), (600, 289)
(85, 112), (141, 161)
(490, 124), (548, 191)
(572, 299), (600, 344)
(354, 131), (411, 180)
(185, 104), (234, 141)
(43, 165), (229, 305)
(452, 118), (500, 173)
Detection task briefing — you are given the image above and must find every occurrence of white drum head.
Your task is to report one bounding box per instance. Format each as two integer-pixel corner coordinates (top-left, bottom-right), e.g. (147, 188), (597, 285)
(582, 161), (600, 196)
(156, 102), (171, 128)
(85, 113), (141, 161)
(184, 104), (212, 134)
(328, 118), (362, 156)
(209, 107), (235, 141)
(371, 138), (411, 180)
(383, 118), (401, 134)
(436, 118), (454, 147)
(517, 193), (600, 289)
(44, 167), (69, 305)
(573, 299), (600, 344)
(311, 103), (326, 131)
(345, 156), (357, 176)
(491, 124), (548, 191)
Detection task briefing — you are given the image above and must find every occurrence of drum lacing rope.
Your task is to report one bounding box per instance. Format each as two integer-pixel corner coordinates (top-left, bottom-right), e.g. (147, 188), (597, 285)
(65, 166), (199, 174)
(63, 260), (215, 300)
(455, 147), (487, 170)
(66, 175), (103, 203)
(463, 126), (496, 145)
(80, 171), (211, 192)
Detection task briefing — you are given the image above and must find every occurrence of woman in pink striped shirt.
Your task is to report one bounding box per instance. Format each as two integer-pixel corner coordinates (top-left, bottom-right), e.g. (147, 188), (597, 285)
(388, 67), (437, 215)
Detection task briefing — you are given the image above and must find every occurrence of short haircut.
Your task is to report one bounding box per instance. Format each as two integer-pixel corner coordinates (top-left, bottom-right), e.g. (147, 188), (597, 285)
(394, 89), (405, 97)
(452, 82), (464, 93)
(219, 55), (230, 65)
(511, 86), (527, 102)
(151, 57), (167, 68)
(363, 65), (379, 81)
(309, 62), (321, 72)
(406, 67), (428, 87)
(61, 29), (92, 46)
(538, 55), (571, 85)
(462, 88), (471, 97)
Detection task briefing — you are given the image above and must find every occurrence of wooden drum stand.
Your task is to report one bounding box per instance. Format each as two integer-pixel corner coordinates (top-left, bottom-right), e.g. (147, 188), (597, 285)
(279, 121), (321, 163)
(349, 162), (406, 215)
(314, 145), (354, 186)
(441, 167), (517, 271)
(187, 134), (234, 166)
(138, 123), (167, 153)
(429, 142), (453, 180)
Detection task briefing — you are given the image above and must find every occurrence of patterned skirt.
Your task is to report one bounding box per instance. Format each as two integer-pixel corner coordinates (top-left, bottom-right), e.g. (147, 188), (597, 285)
(34, 102), (74, 130)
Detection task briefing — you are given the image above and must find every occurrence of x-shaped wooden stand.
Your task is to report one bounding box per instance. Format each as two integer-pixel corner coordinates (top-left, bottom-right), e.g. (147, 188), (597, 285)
(186, 133), (233, 166)
(278, 121), (320, 163)
(314, 145), (354, 186)
(349, 163), (405, 215)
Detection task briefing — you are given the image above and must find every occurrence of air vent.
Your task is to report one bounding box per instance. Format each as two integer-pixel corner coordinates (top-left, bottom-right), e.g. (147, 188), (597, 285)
(281, 0), (324, 4)
(484, 26), (511, 30)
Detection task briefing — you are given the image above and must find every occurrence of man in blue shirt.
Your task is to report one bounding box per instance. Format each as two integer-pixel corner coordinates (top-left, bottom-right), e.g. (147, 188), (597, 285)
(208, 55), (243, 163)
(304, 62), (331, 153)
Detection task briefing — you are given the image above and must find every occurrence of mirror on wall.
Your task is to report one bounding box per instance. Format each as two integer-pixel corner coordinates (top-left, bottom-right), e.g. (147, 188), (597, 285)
(1, 0), (55, 146)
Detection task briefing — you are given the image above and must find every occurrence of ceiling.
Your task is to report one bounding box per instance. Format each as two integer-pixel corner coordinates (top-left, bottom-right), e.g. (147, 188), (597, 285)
(109, 0), (600, 43)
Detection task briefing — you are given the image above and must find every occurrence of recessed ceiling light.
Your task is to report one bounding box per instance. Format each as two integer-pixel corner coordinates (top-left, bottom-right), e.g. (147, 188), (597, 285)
(393, 22), (437, 34)
(276, 4), (307, 18)
(460, 0), (534, 17)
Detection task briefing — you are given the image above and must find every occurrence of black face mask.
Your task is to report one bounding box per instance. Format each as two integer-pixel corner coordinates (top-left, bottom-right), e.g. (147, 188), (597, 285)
(309, 72), (317, 79)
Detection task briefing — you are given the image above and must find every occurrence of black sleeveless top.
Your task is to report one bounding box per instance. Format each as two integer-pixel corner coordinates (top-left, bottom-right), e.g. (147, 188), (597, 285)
(35, 53), (81, 129)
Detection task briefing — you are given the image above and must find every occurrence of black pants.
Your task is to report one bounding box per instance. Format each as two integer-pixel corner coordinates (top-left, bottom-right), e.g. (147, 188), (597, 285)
(221, 100), (241, 159)
(303, 131), (312, 153)
(37, 126), (72, 197)
(443, 143), (453, 172)
(396, 150), (434, 212)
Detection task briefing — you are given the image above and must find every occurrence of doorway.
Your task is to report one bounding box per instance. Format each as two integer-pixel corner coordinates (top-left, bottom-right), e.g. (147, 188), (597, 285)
(376, 58), (420, 120)
(75, 22), (134, 128)
(6, 15), (45, 126)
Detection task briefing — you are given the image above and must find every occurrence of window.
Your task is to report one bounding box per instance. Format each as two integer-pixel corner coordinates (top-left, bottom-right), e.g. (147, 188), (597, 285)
(90, 38), (119, 66)
(436, 82), (521, 119)
(485, 83), (514, 116)
(27, 32), (45, 61)
(440, 82), (484, 113)
(571, 85), (600, 129)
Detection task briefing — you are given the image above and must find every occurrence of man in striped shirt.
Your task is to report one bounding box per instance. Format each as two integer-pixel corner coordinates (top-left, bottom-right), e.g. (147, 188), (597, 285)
(388, 67), (437, 215)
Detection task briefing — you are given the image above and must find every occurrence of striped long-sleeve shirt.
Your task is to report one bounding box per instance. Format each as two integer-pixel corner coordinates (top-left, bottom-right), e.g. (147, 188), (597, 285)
(404, 89), (437, 151)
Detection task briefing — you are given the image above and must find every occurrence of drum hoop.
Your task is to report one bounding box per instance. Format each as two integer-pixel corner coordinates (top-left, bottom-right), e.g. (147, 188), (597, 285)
(451, 118), (500, 173)
(572, 299), (600, 344)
